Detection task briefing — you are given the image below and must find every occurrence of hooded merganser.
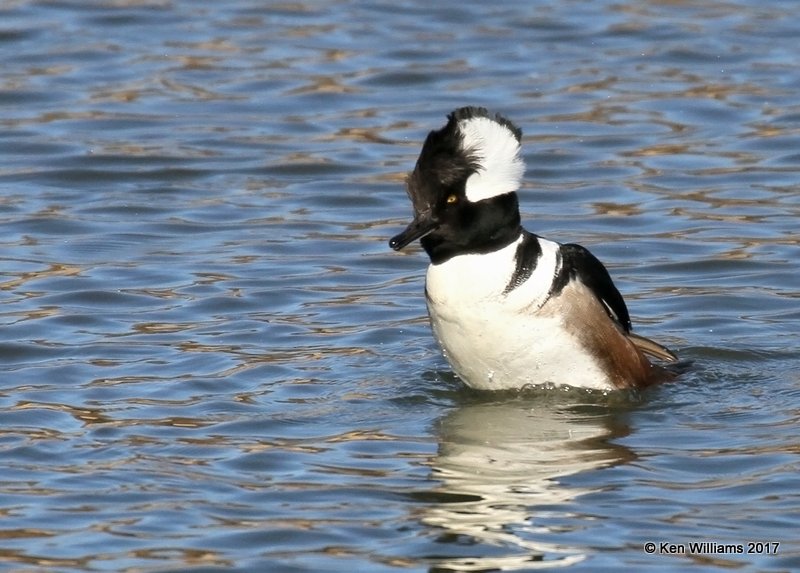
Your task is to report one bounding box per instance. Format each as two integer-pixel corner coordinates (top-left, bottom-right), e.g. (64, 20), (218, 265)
(389, 106), (677, 390)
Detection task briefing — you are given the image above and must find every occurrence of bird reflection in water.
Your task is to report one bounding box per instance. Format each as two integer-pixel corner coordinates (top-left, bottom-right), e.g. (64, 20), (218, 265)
(419, 392), (634, 571)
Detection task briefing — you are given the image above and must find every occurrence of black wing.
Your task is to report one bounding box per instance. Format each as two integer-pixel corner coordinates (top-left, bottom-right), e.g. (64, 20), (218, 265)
(552, 243), (632, 332)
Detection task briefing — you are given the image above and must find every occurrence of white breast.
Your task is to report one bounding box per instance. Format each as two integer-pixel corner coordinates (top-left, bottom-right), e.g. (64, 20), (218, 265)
(425, 236), (612, 391)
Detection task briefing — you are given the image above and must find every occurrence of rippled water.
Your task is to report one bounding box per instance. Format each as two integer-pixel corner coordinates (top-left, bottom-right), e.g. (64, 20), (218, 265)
(1, 1), (799, 572)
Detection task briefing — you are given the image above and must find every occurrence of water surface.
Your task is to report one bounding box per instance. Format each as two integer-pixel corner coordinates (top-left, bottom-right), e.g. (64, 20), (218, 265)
(0, 1), (799, 572)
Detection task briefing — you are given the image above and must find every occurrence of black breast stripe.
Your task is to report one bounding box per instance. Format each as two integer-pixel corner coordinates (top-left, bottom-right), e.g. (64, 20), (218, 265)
(503, 232), (542, 295)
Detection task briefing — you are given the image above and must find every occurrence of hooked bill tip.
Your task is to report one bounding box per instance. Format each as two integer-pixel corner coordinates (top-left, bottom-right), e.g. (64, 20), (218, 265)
(388, 235), (404, 250)
(389, 214), (438, 251)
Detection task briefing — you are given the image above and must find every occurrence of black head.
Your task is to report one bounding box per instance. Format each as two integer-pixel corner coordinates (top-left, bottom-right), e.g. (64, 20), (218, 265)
(389, 107), (525, 264)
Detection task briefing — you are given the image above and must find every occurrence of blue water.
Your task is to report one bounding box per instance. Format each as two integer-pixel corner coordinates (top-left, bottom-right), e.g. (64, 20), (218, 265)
(1, 1), (799, 572)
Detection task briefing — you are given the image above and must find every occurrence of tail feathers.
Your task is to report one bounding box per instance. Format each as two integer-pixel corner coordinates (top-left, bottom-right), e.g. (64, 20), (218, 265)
(627, 332), (678, 363)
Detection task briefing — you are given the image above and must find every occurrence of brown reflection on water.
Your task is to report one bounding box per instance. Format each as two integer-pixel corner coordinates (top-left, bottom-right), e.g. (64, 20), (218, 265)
(0, 549), (90, 571)
(14, 401), (113, 425)
(0, 264), (82, 292)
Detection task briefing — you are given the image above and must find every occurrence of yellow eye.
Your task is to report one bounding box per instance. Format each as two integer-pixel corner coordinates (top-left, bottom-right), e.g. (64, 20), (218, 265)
(446, 194), (458, 204)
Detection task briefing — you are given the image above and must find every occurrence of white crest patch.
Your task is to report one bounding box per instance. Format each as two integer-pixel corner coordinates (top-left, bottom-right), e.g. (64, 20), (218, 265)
(459, 116), (525, 203)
